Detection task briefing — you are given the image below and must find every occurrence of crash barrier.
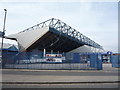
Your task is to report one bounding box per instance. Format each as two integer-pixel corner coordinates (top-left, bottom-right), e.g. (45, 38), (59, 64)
(111, 53), (120, 68)
(2, 50), (102, 70)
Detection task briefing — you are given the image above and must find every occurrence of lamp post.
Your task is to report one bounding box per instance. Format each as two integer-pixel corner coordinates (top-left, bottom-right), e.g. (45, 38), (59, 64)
(1, 9), (7, 68)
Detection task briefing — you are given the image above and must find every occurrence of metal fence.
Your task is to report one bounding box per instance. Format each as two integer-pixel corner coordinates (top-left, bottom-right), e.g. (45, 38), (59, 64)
(2, 50), (103, 70)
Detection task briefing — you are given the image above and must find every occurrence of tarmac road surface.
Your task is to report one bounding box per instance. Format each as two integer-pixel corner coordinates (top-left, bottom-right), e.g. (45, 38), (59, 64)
(2, 83), (119, 88)
(1, 64), (120, 88)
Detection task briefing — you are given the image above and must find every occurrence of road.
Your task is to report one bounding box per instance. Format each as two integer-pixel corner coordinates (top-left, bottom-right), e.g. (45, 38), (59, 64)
(1, 64), (120, 88)
(2, 69), (119, 76)
(3, 83), (119, 88)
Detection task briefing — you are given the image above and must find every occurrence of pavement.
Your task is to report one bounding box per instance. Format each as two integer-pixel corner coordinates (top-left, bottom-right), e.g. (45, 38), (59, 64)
(1, 64), (120, 88)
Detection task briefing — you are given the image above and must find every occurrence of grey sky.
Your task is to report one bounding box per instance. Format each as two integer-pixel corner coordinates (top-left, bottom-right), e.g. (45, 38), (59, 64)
(0, 0), (118, 52)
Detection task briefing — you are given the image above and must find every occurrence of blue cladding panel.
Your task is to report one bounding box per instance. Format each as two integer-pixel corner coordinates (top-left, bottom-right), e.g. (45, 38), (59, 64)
(110, 56), (112, 63)
(97, 54), (102, 70)
(2, 50), (18, 64)
(90, 54), (96, 68)
(111, 55), (120, 68)
(72, 53), (80, 63)
(89, 53), (102, 70)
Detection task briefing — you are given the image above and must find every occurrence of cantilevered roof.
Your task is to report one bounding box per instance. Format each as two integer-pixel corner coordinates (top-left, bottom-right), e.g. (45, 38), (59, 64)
(6, 18), (103, 52)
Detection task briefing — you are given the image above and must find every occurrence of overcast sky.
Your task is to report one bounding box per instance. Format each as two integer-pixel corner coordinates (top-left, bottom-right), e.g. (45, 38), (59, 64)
(0, 0), (118, 52)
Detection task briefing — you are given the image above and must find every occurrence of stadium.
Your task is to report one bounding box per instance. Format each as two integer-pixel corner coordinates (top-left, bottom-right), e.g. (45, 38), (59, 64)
(1, 18), (119, 70)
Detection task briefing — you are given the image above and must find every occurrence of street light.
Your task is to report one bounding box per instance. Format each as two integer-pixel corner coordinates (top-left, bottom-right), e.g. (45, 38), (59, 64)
(0, 9), (7, 68)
